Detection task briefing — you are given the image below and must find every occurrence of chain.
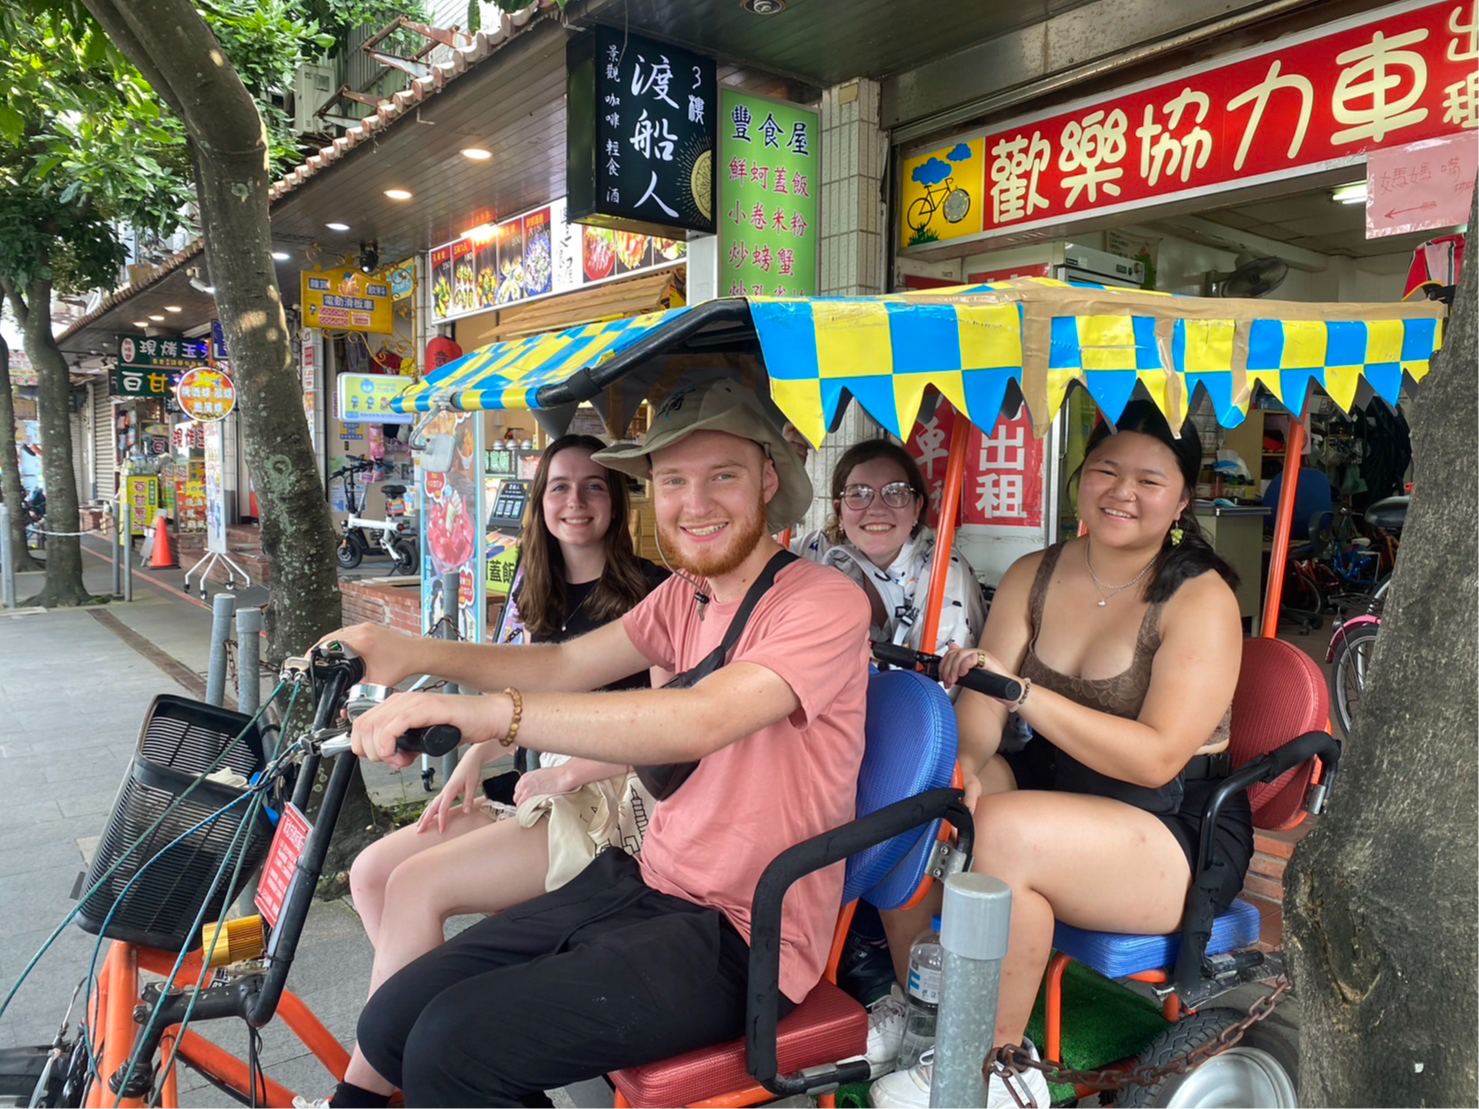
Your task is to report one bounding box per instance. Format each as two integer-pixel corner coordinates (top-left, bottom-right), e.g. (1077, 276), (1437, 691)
(984, 977), (1291, 1103)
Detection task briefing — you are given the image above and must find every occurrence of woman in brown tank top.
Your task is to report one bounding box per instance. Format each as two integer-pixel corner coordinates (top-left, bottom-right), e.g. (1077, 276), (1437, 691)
(873, 401), (1250, 1108)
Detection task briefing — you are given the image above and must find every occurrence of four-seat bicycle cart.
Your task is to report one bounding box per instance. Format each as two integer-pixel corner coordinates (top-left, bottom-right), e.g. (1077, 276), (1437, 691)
(0, 279), (1445, 1108)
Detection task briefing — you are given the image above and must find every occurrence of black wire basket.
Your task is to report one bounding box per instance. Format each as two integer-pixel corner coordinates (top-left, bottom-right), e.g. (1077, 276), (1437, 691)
(75, 697), (275, 951)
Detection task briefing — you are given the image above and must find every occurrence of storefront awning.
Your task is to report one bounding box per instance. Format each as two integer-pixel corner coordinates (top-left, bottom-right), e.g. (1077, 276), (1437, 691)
(393, 278), (1447, 444)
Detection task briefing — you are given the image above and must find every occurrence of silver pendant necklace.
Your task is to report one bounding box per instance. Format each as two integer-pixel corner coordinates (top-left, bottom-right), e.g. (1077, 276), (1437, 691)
(1084, 540), (1157, 607)
(561, 587), (592, 632)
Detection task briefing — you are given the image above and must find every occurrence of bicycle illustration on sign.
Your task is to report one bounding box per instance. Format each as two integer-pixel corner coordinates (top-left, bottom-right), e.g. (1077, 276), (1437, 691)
(904, 141), (979, 244)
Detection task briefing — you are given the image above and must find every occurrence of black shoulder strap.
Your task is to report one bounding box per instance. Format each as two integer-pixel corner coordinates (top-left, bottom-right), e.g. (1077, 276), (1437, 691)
(706, 549), (798, 664)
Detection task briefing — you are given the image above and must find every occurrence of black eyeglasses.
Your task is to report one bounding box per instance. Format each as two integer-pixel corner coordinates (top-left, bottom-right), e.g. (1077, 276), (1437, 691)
(840, 482), (918, 510)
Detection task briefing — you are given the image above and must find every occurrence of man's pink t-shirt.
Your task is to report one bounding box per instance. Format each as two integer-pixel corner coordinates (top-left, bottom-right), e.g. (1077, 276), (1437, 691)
(622, 558), (871, 1002)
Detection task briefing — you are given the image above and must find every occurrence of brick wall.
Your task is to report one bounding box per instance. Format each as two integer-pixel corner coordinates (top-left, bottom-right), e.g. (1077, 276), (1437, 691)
(341, 578), (422, 634)
(1247, 824), (1311, 952)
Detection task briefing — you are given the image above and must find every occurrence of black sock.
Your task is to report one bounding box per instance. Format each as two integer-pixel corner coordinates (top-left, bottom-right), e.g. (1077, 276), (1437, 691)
(328, 1081), (393, 1108)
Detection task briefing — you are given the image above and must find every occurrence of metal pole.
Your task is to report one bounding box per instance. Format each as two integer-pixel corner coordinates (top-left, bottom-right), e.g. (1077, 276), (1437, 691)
(121, 516), (133, 602)
(438, 569), (461, 784)
(930, 873), (1013, 1108)
(205, 592), (237, 707)
(109, 502), (122, 599)
(235, 606), (263, 717)
(0, 504), (15, 610)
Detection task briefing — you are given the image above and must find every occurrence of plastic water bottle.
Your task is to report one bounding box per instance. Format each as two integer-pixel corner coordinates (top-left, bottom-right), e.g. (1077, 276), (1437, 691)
(895, 914), (944, 1071)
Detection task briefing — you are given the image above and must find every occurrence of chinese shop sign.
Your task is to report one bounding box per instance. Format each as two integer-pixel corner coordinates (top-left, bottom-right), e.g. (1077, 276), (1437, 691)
(908, 404), (1045, 530)
(718, 90), (819, 297)
(899, 0), (1479, 251)
(175, 367), (236, 422)
(111, 367), (182, 399)
(125, 474), (160, 537)
(1366, 130), (1479, 235)
(113, 334), (205, 396)
(429, 198), (686, 324)
(337, 372), (415, 424)
(300, 269), (393, 334)
(568, 26), (716, 234)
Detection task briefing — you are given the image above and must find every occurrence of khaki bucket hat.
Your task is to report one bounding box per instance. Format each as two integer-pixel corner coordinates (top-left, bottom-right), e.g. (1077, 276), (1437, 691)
(593, 381), (812, 532)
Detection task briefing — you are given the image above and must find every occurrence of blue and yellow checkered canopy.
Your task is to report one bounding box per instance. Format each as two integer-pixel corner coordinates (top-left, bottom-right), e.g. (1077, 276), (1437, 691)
(391, 278), (1446, 444)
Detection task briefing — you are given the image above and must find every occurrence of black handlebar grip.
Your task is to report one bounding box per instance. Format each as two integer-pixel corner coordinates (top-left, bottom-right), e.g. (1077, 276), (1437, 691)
(396, 724), (462, 757)
(956, 667), (1024, 703)
(870, 642), (921, 670)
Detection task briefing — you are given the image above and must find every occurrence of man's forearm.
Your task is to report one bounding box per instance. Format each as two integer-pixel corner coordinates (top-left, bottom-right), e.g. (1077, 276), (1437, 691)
(405, 638), (602, 694)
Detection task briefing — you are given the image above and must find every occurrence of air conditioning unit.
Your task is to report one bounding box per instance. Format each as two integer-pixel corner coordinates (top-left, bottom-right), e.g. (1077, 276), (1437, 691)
(293, 62), (338, 134)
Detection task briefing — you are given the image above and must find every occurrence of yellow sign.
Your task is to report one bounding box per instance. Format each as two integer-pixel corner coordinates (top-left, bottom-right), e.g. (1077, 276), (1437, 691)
(485, 532), (520, 596)
(175, 368), (237, 422)
(125, 475), (159, 538)
(301, 269), (393, 335)
(898, 138), (985, 249)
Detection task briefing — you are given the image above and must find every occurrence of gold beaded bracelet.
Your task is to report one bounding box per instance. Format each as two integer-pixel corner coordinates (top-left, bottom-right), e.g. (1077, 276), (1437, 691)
(500, 687), (523, 748)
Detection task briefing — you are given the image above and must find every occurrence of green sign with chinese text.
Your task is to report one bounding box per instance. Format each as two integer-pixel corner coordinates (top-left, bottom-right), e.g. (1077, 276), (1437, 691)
(718, 90), (818, 298)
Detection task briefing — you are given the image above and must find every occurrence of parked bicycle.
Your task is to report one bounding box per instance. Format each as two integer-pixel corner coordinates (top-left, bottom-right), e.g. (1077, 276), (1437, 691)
(330, 455), (418, 575)
(1326, 495), (1408, 735)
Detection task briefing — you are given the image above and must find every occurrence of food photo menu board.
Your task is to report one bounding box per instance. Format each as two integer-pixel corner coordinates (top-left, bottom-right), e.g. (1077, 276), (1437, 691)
(429, 197), (686, 325)
(419, 410), (485, 643)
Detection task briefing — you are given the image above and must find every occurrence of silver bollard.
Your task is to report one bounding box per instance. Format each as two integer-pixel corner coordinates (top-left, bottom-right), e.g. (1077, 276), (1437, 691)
(931, 873), (1014, 1108)
(121, 518), (133, 602)
(0, 504), (15, 609)
(438, 569), (461, 784)
(235, 606), (263, 717)
(109, 503), (122, 598)
(205, 592), (237, 707)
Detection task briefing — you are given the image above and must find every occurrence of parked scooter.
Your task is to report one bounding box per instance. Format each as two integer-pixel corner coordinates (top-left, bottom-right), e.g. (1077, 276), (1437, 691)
(22, 485), (46, 550)
(330, 455), (418, 575)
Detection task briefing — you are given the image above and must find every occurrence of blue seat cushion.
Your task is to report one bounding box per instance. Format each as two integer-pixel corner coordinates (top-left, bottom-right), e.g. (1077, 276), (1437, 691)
(1051, 898), (1262, 980)
(842, 670), (957, 907)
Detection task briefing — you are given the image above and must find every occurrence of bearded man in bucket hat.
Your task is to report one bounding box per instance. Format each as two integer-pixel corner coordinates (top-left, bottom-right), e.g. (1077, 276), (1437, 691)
(331, 380), (872, 1107)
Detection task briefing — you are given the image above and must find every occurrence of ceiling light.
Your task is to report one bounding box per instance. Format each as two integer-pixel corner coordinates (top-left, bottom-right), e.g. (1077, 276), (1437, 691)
(1331, 183), (1367, 205)
(741, 0), (787, 12)
(464, 222), (497, 243)
(326, 221), (351, 231)
(384, 188), (413, 201)
(148, 314), (165, 321)
(272, 251), (290, 261)
(460, 147), (492, 161)
(164, 305), (182, 312)
(132, 321), (149, 328)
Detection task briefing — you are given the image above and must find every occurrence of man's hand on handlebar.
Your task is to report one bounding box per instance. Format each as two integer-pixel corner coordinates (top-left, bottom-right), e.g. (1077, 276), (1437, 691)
(314, 623), (418, 687)
(351, 690), (508, 768)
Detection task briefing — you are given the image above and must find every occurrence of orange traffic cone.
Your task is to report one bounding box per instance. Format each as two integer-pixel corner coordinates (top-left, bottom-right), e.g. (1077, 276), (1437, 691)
(148, 509), (178, 570)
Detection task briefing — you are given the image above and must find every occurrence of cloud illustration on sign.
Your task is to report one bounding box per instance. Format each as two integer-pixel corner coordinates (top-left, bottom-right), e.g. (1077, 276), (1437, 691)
(947, 143), (973, 162)
(911, 157), (952, 186)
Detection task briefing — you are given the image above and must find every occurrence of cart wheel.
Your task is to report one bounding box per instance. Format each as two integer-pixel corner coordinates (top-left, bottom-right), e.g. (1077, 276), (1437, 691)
(391, 538), (418, 577)
(1119, 1008), (1297, 1108)
(337, 533), (364, 570)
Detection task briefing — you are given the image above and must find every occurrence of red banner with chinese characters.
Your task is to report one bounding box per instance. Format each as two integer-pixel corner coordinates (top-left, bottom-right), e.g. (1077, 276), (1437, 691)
(899, 0), (1478, 250)
(907, 404), (1045, 530)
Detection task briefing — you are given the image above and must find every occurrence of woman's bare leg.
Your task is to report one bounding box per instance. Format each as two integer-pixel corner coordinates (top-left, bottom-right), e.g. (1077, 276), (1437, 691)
(347, 808), (491, 945)
(342, 818), (551, 1094)
(969, 790), (1192, 1049)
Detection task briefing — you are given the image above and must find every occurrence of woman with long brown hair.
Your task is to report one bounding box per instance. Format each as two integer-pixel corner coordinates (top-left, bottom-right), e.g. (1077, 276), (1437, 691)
(314, 436), (666, 1109)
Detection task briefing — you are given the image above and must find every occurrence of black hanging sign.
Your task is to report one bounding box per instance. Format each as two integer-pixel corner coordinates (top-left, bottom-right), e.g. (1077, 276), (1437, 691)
(567, 26), (716, 236)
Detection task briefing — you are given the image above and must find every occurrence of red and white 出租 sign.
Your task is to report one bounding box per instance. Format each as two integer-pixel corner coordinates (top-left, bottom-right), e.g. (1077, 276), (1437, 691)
(899, 0), (1479, 251)
(908, 404), (1045, 530)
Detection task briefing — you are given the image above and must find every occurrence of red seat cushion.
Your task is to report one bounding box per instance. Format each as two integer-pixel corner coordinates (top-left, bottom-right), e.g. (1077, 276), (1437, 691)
(609, 979), (867, 1108)
(1230, 637), (1329, 830)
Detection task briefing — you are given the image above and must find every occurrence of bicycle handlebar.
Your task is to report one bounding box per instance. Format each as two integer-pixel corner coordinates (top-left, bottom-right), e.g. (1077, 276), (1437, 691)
(872, 642), (1024, 703)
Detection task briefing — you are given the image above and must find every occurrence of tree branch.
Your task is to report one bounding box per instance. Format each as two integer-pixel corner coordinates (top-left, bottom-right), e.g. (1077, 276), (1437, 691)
(83, 0), (265, 156)
(79, 0), (185, 118)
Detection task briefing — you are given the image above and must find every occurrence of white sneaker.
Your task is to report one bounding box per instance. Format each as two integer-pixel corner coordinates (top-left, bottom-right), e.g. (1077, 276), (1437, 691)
(870, 1040), (1052, 1108)
(841, 986), (909, 1079)
(291, 1098), (331, 1109)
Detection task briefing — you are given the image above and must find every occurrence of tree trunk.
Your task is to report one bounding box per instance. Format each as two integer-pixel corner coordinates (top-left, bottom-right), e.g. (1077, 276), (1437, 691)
(1284, 187), (1479, 1106)
(14, 281), (102, 606)
(83, 0), (341, 663)
(0, 333), (45, 572)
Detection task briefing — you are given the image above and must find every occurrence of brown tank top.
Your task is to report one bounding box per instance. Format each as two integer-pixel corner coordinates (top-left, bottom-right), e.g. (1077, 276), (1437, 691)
(1016, 542), (1231, 815)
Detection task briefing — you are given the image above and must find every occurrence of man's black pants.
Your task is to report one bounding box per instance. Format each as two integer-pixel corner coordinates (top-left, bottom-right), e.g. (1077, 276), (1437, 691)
(357, 849), (785, 1107)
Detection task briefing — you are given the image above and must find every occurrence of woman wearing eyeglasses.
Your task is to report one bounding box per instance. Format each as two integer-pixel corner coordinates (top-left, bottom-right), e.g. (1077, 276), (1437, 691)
(796, 439), (986, 659)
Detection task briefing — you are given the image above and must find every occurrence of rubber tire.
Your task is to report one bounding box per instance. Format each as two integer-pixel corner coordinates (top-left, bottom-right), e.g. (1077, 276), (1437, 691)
(391, 537), (418, 577)
(337, 533), (364, 570)
(1119, 1008), (1298, 1108)
(1279, 569), (1323, 632)
(1331, 622), (1380, 737)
